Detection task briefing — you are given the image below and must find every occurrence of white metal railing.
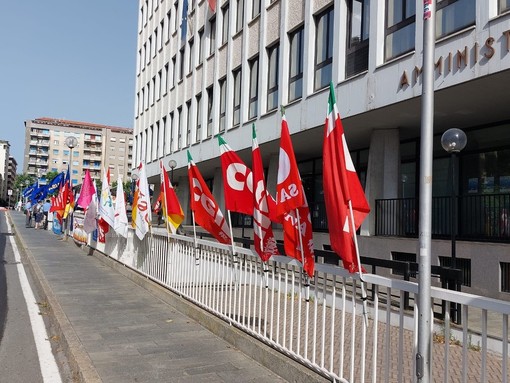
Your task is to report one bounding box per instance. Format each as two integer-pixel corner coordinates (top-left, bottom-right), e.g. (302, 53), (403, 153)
(91, 229), (510, 383)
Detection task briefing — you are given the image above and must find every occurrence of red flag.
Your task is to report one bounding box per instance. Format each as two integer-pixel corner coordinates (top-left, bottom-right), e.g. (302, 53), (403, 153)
(160, 161), (184, 234)
(218, 135), (253, 215)
(187, 151), (231, 244)
(323, 82), (370, 273)
(276, 114), (314, 277)
(252, 125), (278, 262)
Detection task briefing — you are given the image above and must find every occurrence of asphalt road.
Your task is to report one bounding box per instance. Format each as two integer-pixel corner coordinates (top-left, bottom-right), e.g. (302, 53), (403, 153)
(0, 211), (61, 382)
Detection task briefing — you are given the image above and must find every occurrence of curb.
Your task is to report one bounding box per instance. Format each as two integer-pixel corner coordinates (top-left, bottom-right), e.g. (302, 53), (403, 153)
(8, 213), (102, 383)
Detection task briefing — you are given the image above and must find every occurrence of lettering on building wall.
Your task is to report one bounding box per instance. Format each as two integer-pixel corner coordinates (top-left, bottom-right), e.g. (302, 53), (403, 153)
(399, 31), (510, 89)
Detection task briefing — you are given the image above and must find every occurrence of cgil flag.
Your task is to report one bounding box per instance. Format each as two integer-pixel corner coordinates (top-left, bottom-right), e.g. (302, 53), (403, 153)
(98, 168), (115, 227)
(132, 162), (152, 240)
(113, 175), (129, 238)
(323, 82), (370, 273)
(187, 151), (231, 244)
(218, 135), (254, 216)
(159, 161), (185, 234)
(252, 124), (278, 261)
(276, 114), (315, 277)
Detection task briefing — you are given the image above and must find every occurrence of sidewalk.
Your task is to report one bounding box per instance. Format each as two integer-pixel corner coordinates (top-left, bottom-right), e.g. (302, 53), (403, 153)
(8, 211), (320, 383)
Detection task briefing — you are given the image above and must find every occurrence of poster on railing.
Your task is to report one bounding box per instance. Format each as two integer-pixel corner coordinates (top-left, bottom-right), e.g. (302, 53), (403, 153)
(73, 215), (88, 246)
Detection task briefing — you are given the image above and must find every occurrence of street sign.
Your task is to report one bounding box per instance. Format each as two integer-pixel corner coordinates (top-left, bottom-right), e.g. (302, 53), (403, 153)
(7, 189), (12, 196)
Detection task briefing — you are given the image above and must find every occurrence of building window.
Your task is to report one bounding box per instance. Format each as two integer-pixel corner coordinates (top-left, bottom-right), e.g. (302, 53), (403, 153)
(157, 70), (162, 100)
(209, 17), (216, 55)
(248, 56), (259, 119)
(207, 86), (214, 138)
(177, 106), (182, 150)
(385, 0), (415, 61)
(502, 262), (510, 292)
(171, 55), (177, 87)
(440, 257), (471, 287)
(198, 28), (204, 64)
(346, 0), (369, 78)
(179, 47), (185, 81)
(232, 68), (242, 127)
(236, 0), (244, 33)
(252, 0), (260, 19)
(289, 26), (304, 102)
(222, 4), (229, 45)
(436, 0), (475, 39)
(188, 38), (194, 74)
(53, 149), (59, 155)
(196, 93), (202, 142)
(500, 0), (510, 13)
(174, 1), (179, 31)
(169, 112), (174, 153)
(186, 100), (192, 147)
(219, 77), (227, 132)
(166, 11), (171, 42)
(315, 7), (334, 90)
(163, 63), (169, 95)
(267, 43), (279, 112)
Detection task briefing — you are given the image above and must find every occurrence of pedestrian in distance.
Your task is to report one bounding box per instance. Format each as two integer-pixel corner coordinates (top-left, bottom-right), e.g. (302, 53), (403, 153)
(34, 201), (44, 229)
(43, 199), (51, 230)
(24, 200), (32, 228)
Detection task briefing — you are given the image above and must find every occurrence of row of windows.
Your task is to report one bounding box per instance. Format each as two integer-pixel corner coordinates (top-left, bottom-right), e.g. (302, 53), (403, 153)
(138, 0), (504, 126)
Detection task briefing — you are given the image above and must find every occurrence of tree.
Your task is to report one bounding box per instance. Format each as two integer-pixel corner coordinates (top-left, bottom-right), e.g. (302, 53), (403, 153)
(14, 173), (36, 193)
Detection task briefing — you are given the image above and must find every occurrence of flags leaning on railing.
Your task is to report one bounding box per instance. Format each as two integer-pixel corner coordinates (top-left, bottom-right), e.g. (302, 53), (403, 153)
(99, 168), (115, 228)
(132, 162), (152, 240)
(83, 181), (98, 234)
(252, 124), (278, 261)
(323, 82), (370, 273)
(76, 170), (95, 209)
(276, 112), (315, 277)
(113, 175), (129, 238)
(159, 161), (184, 234)
(187, 151), (231, 244)
(46, 172), (65, 196)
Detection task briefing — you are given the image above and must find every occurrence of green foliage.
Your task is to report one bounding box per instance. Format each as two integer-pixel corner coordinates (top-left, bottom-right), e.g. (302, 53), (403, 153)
(14, 173), (36, 192)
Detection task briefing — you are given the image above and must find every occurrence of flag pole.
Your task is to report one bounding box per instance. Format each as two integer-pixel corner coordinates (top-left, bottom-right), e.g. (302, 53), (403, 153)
(348, 200), (369, 327)
(227, 210), (237, 256)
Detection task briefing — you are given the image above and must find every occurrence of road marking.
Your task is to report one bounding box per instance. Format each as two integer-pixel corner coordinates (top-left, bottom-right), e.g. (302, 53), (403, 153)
(5, 216), (62, 383)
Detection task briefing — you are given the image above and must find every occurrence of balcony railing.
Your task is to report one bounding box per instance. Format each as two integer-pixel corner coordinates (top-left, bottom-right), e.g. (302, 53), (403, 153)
(375, 193), (510, 242)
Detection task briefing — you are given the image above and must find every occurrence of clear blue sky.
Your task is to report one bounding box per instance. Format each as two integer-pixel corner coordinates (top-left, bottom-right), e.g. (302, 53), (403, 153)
(0, 1), (139, 170)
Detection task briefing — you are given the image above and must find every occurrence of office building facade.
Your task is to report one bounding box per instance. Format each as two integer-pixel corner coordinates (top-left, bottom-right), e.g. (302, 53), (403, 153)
(134, 0), (510, 298)
(23, 118), (134, 186)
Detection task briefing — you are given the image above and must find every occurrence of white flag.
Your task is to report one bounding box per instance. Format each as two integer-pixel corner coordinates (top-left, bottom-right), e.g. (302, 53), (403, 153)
(113, 175), (129, 238)
(132, 162), (152, 240)
(98, 168), (115, 227)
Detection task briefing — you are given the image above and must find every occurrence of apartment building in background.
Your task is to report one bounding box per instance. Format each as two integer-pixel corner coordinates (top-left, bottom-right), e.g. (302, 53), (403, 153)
(0, 140), (10, 201)
(7, 156), (17, 201)
(133, 0), (510, 299)
(23, 118), (133, 186)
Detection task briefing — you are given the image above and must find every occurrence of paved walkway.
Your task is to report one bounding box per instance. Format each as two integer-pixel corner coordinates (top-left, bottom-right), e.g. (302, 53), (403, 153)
(7, 211), (323, 383)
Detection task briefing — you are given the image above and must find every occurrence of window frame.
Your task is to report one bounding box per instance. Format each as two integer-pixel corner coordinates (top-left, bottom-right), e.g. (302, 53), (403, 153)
(384, 0), (416, 61)
(314, 7), (334, 90)
(288, 26), (304, 102)
(219, 77), (227, 132)
(248, 56), (259, 119)
(232, 67), (242, 127)
(266, 43), (279, 112)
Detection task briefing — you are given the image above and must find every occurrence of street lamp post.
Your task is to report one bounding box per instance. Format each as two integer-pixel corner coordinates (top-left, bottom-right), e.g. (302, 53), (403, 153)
(441, 127), (467, 324)
(64, 136), (78, 240)
(168, 159), (177, 184)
